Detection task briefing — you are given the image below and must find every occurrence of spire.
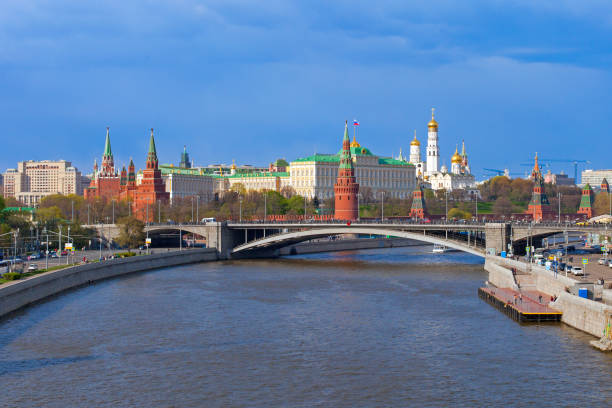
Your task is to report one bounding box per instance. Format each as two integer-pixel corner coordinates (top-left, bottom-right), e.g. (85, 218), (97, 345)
(103, 127), (112, 158)
(146, 129), (159, 170)
(148, 128), (157, 155)
(461, 140), (466, 157)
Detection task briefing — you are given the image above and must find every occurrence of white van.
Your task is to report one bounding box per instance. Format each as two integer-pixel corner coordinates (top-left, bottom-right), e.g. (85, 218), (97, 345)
(201, 217), (216, 224)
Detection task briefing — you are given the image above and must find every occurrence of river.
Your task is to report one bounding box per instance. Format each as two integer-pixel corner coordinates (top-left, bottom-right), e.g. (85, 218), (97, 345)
(1, 246), (611, 407)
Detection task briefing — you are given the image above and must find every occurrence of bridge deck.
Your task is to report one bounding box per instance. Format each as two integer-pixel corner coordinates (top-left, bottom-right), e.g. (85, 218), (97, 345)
(478, 287), (561, 323)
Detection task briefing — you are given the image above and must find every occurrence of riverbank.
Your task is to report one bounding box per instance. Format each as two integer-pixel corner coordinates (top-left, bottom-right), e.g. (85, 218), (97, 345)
(484, 256), (612, 345)
(0, 248), (218, 318)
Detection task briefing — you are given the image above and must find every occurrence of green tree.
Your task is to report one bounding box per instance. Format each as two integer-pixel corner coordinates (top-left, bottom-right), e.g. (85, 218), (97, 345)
(448, 208), (472, 220)
(493, 196), (513, 216)
(115, 216), (145, 249)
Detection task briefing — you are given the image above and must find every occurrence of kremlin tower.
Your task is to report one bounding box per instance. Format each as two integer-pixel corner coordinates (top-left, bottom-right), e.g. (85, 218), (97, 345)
(409, 130), (423, 178)
(132, 129), (169, 222)
(84, 127), (121, 200)
(334, 121), (360, 221)
(425, 108), (440, 175)
(526, 153), (552, 222)
(601, 178), (609, 193)
(577, 184), (594, 218)
(409, 184), (427, 219)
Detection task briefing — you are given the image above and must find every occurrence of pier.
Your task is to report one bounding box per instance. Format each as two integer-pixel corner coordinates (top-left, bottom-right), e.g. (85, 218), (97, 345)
(478, 287), (562, 323)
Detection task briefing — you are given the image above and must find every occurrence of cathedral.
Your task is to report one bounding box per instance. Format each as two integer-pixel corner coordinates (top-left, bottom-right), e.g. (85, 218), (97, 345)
(406, 109), (477, 192)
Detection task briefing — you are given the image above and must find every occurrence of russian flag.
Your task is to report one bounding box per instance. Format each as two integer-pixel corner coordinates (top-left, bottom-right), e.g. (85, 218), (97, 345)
(353, 119), (359, 126)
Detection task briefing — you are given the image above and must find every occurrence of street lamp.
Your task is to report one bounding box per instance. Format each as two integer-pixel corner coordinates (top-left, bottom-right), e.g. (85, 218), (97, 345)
(42, 227), (49, 270)
(357, 193), (362, 222)
(196, 196), (199, 223)
(112, 199), (115, 224)
(239, 196), (243, 222)
(191, 196), (194, 223)
(264, 192), (267, 221)
(445, 190), (449, 222)
(558, 192), (562, 224)
(380, 191), (385, 222)
(158, 199), (161, 224)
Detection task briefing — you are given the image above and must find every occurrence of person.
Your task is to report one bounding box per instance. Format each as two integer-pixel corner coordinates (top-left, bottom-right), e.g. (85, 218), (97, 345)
(519, 293), (523, 304)
(538, 295), (543, 303)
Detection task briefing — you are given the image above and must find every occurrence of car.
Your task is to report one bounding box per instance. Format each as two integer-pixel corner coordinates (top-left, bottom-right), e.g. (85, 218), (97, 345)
(598, 258), (606, 265)
(60, 250), (68, 256)
(50, 252), (58, 258)
(27, 264), (38, 272)
(559, 262), (567, 271)
(608, 260), (612, 268)
(571, 266), (584, 276)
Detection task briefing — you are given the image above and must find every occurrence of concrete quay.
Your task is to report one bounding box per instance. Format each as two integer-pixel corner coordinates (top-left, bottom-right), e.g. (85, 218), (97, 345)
(485, 256), (612, 346)
(0, 248), (218, 318)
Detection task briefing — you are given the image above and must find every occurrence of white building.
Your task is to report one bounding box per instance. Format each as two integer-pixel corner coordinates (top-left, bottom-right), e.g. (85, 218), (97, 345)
(581, 169), (612, 188)
(3, 160), (84, 205)
(425, 109), (440, 176)
(290, 136), (416, 199)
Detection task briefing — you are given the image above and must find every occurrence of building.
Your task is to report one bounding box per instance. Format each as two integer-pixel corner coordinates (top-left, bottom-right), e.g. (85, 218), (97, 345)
(409, 185), (426, 219)
(544, 170), (575, 186)
(179, 145), (192, 169)
(408, 110), (476, 192)
(601, 178), (609, 193)
(2, 160), (84, 206)
(334, 122), (359, 220)
(132, 129), (169, 222)
(290, 136), (415, 200)
(217, 171), (291, 195)
(581, 169), (612, 188)
(84, 128), (121, 200)
(425, 109), (440, 175)
(158, 165), (216, 203)
(577, 184), (594, 218)
(526, 153), (552, 222)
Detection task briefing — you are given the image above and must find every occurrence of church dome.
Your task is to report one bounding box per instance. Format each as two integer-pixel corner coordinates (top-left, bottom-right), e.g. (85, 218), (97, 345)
(451, 147), (462, 164)
(410, 132), (420, 146)
(428, 108), (438, 130)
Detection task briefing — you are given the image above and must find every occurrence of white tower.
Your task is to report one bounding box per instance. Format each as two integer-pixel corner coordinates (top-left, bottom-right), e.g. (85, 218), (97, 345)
(409, 130), (421, 164)
(451, 146), (462, 175)
(426, 108), (440, 175)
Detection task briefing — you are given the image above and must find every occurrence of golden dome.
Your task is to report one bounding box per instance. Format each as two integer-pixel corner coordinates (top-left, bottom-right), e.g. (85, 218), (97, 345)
(451, 146), (462, 164)
(410, 130), (420, 146)
(428, 108), (438, 129)
(350, 135), (361, 148)
(230, 159), (237, 170)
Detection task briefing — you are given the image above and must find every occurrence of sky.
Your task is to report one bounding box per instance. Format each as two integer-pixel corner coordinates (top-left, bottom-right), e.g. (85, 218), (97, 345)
(1, 0), (611, 181)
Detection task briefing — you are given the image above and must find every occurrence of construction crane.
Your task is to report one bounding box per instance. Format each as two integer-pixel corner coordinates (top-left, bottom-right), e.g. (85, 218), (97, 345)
(483, 168), (523, 178)
(520, 158), (590, 182)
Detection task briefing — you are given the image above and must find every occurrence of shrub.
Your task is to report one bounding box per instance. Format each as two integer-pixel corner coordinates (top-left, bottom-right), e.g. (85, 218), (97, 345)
(2, 272), (21, 281)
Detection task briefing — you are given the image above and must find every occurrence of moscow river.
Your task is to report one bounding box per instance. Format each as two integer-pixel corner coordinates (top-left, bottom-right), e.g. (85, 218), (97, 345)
(1, 246), (611, 407)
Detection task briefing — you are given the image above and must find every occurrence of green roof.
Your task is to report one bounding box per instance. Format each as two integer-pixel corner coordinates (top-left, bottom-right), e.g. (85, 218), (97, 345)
(378, 158), (413, 166)
(2, 207), (35, 213)
(224, 172), (289, 179)
(293, 154), (340, 163)
(337, 146), (374, 156)
(103, 127), (112, 158)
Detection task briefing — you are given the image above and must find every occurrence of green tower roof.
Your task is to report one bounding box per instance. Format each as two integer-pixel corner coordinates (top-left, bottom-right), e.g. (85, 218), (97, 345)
(103, 127), (112, 157)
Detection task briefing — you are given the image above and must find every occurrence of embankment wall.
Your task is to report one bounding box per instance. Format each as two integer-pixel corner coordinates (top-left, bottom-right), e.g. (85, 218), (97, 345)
(553, 292), (612, 338)
(0, 248), (218, 318)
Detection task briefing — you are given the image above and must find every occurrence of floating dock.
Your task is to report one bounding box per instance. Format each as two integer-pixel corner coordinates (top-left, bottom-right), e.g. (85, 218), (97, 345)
(478, 287), (562, 323)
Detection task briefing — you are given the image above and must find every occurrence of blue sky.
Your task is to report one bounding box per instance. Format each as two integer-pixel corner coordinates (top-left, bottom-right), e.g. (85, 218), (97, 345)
(1, 0), (611, 181)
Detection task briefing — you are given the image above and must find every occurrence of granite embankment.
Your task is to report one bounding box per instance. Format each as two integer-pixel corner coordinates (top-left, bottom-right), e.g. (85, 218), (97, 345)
(485, 256), (612, 339)
(0, 248), (218, 318)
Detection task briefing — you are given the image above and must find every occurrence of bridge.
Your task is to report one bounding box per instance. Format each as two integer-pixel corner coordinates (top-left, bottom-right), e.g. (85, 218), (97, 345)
(86, 221), (610, 260)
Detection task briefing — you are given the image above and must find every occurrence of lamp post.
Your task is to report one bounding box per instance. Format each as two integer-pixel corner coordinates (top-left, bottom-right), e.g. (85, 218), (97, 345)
(158, 199), (161, 224)
(357, 193), (362, 222)
(558, 192), (562, 224)
(43, 228), (49, 270)
(105, 216), (110, 258)
(475, 194), (478, 221)
(445, 190), (449, 222)
(66, 225), (70, 265)
(58, 225), (62, 265)
(179, 224), (182, 251)
(99, 223), (102, 260)
(239, 196), (243, 222)
(112, 199), (115, 224)
(87, 203), (90, 225)
(71, 200), (74, 223)
(380, 191), (385, 222)
(304, 195), (307, 220)
(191, 197), (194, 223)
(196, 196), (199, 223)
(264, 192), (267, 221)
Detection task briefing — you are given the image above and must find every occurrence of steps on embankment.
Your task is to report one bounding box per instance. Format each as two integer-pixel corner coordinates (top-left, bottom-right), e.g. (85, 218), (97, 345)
(485, 255), (612, 341)
(0, 248), (218, 318)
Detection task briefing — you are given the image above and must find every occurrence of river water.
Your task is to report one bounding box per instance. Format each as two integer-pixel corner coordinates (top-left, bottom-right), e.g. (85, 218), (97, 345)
(1, 246), (611, 407)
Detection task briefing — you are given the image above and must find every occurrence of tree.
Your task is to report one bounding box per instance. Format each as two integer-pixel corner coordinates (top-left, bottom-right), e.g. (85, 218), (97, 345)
(115, 216), (145, 249)
(594, 192), (611, 216)
(448, 208), (472, 220)
(493, 196), (513, 216)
